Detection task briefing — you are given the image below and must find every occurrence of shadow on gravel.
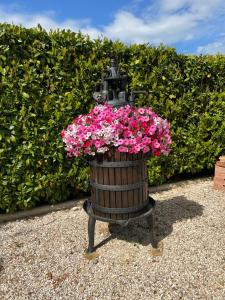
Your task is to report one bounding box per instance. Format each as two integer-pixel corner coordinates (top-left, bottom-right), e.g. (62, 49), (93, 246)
(98, 196), (204, 249)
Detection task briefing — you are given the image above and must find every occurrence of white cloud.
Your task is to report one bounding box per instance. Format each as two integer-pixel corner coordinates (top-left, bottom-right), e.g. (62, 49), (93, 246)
(0, 1), (225, 53)
(197, 38), (225, 54)
(159, 0), (221, 16)
(0, 7), (102, 39)
(104, 10), (199, 44)
(103, 0), (224, 44)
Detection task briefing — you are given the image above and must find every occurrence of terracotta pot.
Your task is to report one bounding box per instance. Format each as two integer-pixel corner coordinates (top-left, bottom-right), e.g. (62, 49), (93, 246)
(214, 156), (225, 191)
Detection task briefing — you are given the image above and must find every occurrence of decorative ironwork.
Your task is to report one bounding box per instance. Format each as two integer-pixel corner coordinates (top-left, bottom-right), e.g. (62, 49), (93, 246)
(93, 58), (147, 107)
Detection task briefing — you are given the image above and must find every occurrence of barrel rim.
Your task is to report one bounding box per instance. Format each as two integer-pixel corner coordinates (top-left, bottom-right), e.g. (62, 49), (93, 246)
(89, 157), (147, 168)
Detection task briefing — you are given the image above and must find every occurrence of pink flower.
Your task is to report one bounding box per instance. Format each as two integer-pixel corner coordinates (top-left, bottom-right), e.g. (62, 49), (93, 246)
(165, 134), (172, 144)
(143, 146), (150, 153)
(118, 146), (129, 152)
(117, 139), (124, 145)
(60, 130), (66, 138)
(123, 129), (132, 138)
(142, 136), (151, 144)
(61, 103), (171, 157)
(152, 139), (160, 149)
(148, 125), (156, 135)
(133, 145), (141, 153)
(123, 139), (130, 146)
(94, 141), (102, 148)
(138, 108), (145, 114)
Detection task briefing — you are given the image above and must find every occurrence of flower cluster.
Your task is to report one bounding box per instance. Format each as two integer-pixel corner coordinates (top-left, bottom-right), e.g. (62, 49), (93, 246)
(61, 104), (171, 157)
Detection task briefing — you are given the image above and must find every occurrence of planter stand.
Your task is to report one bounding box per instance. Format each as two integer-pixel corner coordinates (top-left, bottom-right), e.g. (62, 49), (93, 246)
(83, 58), (156, 253)
(83, 196), (156, 253)
(83, 151), (156, 253)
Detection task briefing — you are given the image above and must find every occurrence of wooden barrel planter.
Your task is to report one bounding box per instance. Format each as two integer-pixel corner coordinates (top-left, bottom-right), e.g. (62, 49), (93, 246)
(214, 156), (225, 191)
(89, 150), (149, 220)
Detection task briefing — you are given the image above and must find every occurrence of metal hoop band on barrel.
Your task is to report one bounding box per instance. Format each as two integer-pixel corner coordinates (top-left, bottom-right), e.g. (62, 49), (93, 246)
(90, 181), (146, 191)
(92, 199), (149, 214)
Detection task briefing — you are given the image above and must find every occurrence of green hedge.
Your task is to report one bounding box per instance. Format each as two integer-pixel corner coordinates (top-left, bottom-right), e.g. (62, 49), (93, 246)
(1, 23), (225, 213)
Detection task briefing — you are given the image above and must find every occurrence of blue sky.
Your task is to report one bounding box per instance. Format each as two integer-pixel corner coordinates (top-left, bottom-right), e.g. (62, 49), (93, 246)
(1, 0), (225, 54)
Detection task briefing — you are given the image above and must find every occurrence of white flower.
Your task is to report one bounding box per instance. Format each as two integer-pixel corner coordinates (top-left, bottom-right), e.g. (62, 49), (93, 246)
(154, 118), (160, 126)
(97, 147), (108, 153)
(85, 132), (92, 139)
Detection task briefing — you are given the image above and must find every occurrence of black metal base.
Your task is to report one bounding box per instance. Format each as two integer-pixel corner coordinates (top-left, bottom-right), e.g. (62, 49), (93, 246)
(83, 196), (156, 253)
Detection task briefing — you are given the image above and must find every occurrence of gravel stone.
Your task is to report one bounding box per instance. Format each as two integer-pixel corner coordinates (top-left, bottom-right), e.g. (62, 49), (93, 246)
(0, 178), (225, 300)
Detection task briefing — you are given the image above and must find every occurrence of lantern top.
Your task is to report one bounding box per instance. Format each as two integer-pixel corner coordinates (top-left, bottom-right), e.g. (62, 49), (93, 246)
(93, 58), (147, 107)
(93, 59), (128, 107)
(106, 58), (121, 79)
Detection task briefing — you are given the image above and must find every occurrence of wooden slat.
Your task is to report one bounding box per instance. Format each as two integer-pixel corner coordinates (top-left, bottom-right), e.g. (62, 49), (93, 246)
(127, 153), (134, 218)
(103, 166), (110, 219)
(132, 154), (139, 215)
(141, 153), (144, 205)
(90, 151), (148, 220)
(138, 152), (143, 206)
(97, 161), (105, 217)
(90, 164), (96, 212)
(121, 152), (128, 219)
(108, 151), (116, 219)
(115, 151), (122, 220)
(144, 158), (148, 202)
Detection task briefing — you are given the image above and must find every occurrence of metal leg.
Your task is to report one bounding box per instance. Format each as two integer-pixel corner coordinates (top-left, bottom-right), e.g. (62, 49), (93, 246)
(86, 216), (96, 253)
(146, 212), (157, 248)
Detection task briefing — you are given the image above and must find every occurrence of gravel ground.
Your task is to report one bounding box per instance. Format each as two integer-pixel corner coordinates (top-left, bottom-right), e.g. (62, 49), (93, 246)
(0, 178), (225, 300)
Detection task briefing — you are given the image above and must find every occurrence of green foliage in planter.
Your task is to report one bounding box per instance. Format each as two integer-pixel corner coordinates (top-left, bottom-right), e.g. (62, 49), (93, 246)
(1, 23), (225, 213)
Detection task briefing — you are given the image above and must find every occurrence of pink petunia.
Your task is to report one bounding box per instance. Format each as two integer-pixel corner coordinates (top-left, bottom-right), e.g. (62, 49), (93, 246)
(152, 139), (160, 149)
(143, 146), (150, 153)
(118, 146), (129, 152)
(138, 108), (145, 114)
(61, 103), (171, 157)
